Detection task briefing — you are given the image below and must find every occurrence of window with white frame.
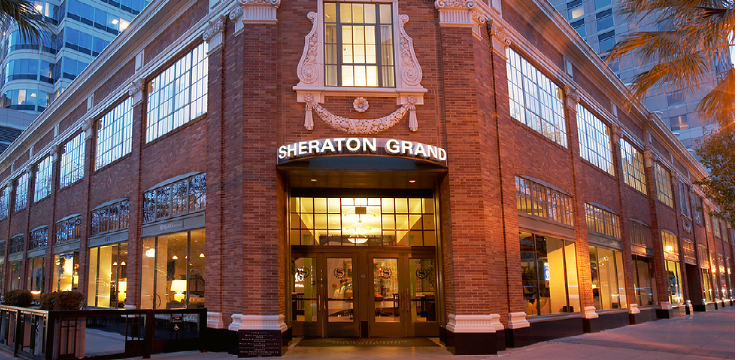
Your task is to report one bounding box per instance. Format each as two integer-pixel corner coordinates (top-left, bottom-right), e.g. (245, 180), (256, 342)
(506, 48), (568, 147)
(0, 186), (9, 220)
(324, 2), (394, 87)
(96, 97), (133, 169)
(577, 105), (614, 175)
(585, 203), (621, 238)
(14, 172), (29, 212)
(34, 156), (52, 202)
(691, 192), (703, 226)
(146, 42), (208, 142)
(653, 162), (673, 208)
(60, 132), (86, 188)
(678, 182), (691, 219)
(620, 139), (646, 194)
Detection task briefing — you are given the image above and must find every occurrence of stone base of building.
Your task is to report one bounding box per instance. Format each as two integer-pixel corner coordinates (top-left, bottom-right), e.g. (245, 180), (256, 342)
(629, 309), (657, 325)
(693, 303), (709, 312)
(582, 311), (629, 333)
(506, 316), (583, 348)
(445, 330), (498, 355)
(657, 305), (686, 319)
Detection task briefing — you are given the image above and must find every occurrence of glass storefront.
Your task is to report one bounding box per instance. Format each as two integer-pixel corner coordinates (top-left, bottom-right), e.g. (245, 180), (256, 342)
(141, 229), (205, 309)
(589, 246), (626, 310)
(701, 268), (713, 302)
(53, 251), (79, 291)
(27, 257), (44, 295)
(520, 232), (581, 316)
(664, 260), (683, 305)
(631, 255), (654, 306)
(87, 243), (128, 308)
(9, 260), (21, 290)
(290, 197), (436, 247)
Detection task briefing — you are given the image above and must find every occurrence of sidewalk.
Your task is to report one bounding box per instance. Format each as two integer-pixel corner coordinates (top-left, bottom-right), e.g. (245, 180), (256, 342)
(1, 306), (733, 360)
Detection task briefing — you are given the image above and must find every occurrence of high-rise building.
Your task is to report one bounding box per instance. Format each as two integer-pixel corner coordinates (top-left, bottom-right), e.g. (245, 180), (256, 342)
(0, 0), (149, 152)
(550, 0), (732, 152)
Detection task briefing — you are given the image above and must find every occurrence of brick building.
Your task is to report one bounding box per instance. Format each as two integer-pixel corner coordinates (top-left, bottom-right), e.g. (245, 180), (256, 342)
(0, 0), (732, 356)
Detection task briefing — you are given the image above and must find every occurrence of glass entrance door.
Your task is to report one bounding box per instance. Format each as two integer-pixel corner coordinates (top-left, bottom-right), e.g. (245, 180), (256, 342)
(291, 249), (437, 338)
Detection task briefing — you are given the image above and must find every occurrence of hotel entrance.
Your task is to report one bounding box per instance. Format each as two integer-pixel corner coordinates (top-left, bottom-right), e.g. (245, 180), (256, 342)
(289, 195), (440, 339)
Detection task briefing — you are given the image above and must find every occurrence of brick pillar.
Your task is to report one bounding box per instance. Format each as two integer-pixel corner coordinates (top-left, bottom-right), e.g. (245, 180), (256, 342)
(44, 146), (61, 294)
(437, 7), (501, 354)
(204, 15), (228, 332)
(642, 144), (671, 313)
(230, 3), (287, 356)
(562, 93), (597, 320)
(126, 78), (146, 309)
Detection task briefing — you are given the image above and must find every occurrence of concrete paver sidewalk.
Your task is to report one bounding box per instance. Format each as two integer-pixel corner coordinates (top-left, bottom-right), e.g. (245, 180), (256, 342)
(0, 307), (733, 360)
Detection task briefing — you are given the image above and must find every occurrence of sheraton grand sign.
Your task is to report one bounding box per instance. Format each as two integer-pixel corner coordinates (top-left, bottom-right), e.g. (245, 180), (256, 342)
(277, 138), (447, 164)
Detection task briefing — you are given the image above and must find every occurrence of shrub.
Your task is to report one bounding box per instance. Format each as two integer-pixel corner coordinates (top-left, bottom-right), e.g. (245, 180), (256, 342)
(39, 291), (85, 310)
(4, 290), (33, 307)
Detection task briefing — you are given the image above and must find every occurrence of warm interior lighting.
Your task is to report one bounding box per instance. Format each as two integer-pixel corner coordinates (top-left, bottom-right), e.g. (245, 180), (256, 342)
(118, 281), (127, 302)
(409, 180), (416, 183)
(347, 236), (368, 244)
(310, 179), (317, 182)
(30, 290), (41, 295)
(112, 261), (118, 266)
(119, 20), (130, 30)
(199, 253), (205, 258)
(172, 255), (178, 260)
(145, 248), (155, 258)
(665, 245), (673, 253)
(121, 261), (126, 266)
(111, 19), (119, 25)
(171, 280), (187, 302)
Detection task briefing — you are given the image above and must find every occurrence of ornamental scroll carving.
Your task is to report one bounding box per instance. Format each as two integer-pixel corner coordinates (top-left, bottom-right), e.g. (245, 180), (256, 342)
(434, 0), (476, 9)
(305, 97), (418, 134)
(296, 12), (319, 85)
(238, 0), (280, 6)
(399, 15), (422, 87)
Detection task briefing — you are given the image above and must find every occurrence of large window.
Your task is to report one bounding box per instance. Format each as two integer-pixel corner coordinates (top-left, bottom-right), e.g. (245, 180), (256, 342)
(711, 216), (720, 238)
(691, 192), (704, 226)
(9, 234), (24, 254)
(14, 172), (29, 212)
(91, 199), (130, 236)
(678, 182), (692, 219)
(88, 243), (128, 308)
(589, 246), (626, 310)
(324, 3), (395, 87)
(143, 173), (206, 224)
(620, 139), (646, 194)
(9, 261), (22, 290)
(290, 196), (436, 246)
(96, 98), (133, 170)
(577, 105), (614, 175)
(665, 260), (683, 305)
(56, 215), (82, 244)
(585, 203), (621, 238)
(60, 132), (86, 188)
(34, 156), (52, 202)
(629, 220), (651, 248)
(682, 239), (696, 261)
(141, 230), (205, 309)
(632, 255), (654, 306)
(595, 9), (614, 31)
(653, 162), (673, 208)
(52, 251), (79, 292)
(515, 176), (574, 226)
(29, 227), (48, 251)
(567, 0), (584, 20)
(27, 257), (44, 295)
(146, 42), (208, 142)
(506, 48), (568, 147)
(661, 230), (679, 258)
(520, 232), (580, 316)
(0, 186), (9, 220)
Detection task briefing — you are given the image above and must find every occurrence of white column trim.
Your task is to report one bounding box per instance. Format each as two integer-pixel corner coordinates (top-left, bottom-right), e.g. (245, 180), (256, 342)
(583, 306), (598, 319)
(207, 311), (225, 329)
(445, 314), (501, 333)
(660, 301), (673, 310)
(507, 312), (530, 329)
(628, 304), (640, 314)
(229, 314), (287, 332)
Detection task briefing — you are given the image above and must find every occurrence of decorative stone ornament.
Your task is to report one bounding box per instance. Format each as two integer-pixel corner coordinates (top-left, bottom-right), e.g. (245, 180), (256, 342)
(238, 0), (281, 24)
(128, 78), (146, 107)
(296, 12), (320, 86)
(564, 85), (581, 109)
(353, 97), (369, 113)
(203, 16), (226, 53)
(489, 24), (511, 58)
(303, 97), (420, 134)
(436, 0), (479, 30)
(229, 6), (245, 35)
(398, 15), (423, 87)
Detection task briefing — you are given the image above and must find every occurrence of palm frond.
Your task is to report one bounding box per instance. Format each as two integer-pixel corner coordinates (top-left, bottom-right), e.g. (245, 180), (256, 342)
(0, 0), (51, 43)
(628, 52), (710, 98)
(696, 68), (734, 125)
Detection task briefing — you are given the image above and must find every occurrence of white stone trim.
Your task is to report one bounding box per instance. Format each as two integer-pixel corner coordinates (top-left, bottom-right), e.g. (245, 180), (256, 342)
(239, 0), (281, 24)
(203, 16), (226, 53)
(445, 314), (500, 333)
(583, 306), (598, 319)
(660, 302), (673, 310)
(628, 304), (640, 314)
(507, 312), (529, 329)
(229, 6), (244, 35)
(229, 314), (287, 332)
(207, 312), (225, 329)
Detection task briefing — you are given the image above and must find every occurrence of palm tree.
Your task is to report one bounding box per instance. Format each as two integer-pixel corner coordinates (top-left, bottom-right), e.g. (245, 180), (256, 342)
(606, 0), (734, 125)
(0, 0), (51, 42)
